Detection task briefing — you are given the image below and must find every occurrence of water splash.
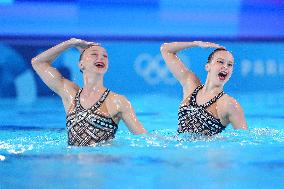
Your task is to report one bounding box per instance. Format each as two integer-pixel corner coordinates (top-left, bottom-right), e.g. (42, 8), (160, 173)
(0, 154), (5, 161)
(1, 128), (284, 155)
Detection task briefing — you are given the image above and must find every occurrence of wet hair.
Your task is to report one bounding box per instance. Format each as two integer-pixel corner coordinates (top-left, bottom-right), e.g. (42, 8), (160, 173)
(79, 44), (101, 61)
(207, 48), (228, 64)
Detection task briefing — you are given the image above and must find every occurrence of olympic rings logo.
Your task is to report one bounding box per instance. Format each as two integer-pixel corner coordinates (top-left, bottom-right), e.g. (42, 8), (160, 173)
(134, 53), (189, 85)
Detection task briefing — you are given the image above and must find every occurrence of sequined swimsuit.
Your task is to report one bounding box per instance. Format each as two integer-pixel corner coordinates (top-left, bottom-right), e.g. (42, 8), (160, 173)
(178, 85), (226, 136)
(66, 89), (118, 146)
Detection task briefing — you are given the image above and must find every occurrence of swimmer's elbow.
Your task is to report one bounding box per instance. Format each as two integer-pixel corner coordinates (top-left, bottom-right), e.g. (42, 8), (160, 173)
(160, 43), (177, 56)
(31, 57), (37, 65)
(31, 58), (39, 71)
(31, 58), (43, 73)
(31, 55), (44, 65)
(160, 43), (166, 52)
(31, 57), (51, 72)
(160, 43), (169, 53)
(31, 57), (42, 69)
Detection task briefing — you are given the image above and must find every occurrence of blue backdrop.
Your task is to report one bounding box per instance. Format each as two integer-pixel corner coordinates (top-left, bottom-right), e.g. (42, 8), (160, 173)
(0, 38), (283, 99)
(1, 0), (284, 99)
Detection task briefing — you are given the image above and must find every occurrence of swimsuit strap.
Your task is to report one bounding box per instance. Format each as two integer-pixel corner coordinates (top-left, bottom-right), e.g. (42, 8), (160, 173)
(189, 85), (224, 108)
(90, 89), (110, 111)
(76, 88), (111, 111)
(201, 90), (224, 109)
(188, 85), (203, 106)
(74, 88), (83, 109)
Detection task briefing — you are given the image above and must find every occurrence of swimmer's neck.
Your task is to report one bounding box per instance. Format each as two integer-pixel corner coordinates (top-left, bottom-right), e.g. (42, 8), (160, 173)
(202, 80), (224, 94)
(82, 72), (105, 92)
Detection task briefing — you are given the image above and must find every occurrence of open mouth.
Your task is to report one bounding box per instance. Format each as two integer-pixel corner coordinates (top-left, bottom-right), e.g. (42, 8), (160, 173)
(95, 62), (105, 68)
(218, 71), (228, 81)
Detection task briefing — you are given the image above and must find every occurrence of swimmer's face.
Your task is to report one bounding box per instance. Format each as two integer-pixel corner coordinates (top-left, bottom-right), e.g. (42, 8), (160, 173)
(206, 50), (234, 85)
(79, 45), (109, 74)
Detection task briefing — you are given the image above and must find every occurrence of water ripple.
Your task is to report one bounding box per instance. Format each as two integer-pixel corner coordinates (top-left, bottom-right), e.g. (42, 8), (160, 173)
(0, 128), (284, 155)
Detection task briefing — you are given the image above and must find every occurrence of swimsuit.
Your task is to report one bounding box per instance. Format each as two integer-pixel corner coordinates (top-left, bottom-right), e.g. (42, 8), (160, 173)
(178, 85), (226, 136)
(66, 89), (118, 146)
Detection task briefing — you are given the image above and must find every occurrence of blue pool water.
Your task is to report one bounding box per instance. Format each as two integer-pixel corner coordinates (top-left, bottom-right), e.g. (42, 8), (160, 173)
(1, 92), (284, 189)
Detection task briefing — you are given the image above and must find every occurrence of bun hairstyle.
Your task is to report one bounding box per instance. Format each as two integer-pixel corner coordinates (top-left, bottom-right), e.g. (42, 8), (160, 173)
(207, 47), (227, 64)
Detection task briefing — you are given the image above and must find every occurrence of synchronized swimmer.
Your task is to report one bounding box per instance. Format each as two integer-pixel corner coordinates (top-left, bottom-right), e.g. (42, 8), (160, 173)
(161, 41), (248, 136)
(32, 38), (248, 146)
(31, 38), (147, 146)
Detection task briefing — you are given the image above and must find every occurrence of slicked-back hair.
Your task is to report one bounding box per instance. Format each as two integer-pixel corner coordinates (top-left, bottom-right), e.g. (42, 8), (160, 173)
(207, 48), (227, 64)
(79, 44), (101, 61)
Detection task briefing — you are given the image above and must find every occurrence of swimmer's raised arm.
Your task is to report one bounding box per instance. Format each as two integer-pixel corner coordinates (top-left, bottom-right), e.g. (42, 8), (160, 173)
(160, 41), (223, 93)
(31, 38), (93, 97)
(116, 95), (147, 135)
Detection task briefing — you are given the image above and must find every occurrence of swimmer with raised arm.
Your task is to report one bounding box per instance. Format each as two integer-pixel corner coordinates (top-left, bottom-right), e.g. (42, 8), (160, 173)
(32, 38), (147, 146)
(160, 41), (248, 136)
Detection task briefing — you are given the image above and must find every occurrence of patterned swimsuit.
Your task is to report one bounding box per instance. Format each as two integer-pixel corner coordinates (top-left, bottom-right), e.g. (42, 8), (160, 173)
(66, 89), (118, 146)
(178, 85), (226, 136)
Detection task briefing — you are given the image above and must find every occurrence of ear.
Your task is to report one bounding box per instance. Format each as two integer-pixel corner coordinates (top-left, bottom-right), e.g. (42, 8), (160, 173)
(205, 63), (210, 72)
(78, 62), (84, 71)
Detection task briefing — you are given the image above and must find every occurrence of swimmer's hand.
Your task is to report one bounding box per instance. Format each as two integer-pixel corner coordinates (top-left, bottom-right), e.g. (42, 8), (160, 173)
(193, 41), (225, 49)
(68, 38), (99, 53)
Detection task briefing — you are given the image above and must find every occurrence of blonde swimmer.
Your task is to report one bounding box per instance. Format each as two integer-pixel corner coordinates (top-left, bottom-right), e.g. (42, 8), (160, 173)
(32, 38), (147, 146)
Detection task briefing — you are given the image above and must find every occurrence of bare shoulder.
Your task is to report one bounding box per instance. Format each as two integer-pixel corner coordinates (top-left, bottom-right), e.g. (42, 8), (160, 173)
(218, 93), (248, 130)
(105, 92), (136, 117)
(218, 94), (244, 115)
(107, 91), (130, 108)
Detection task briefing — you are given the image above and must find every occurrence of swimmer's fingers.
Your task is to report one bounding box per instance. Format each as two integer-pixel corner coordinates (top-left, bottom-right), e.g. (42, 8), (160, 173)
(74, 42), (92, 53)
(204, 42), (223, 49)
(69, 38), (98, 50)
(194, 41), (225, 49)
(212, 43), (225, 49)
(75, 40), (101, 53)
(69, 38), (87, 46)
